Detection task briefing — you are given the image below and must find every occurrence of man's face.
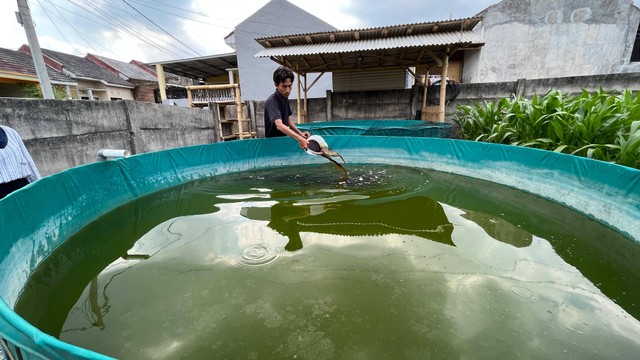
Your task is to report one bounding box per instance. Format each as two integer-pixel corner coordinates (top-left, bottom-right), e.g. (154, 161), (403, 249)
(275, 79), (293, 98)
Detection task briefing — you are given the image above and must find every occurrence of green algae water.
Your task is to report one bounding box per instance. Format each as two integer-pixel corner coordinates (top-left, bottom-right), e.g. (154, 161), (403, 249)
(14, 164), (640, 359)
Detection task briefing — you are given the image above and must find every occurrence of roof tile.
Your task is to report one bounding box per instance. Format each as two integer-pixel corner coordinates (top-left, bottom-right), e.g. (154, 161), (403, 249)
(0, 47), (75, 84)
(41, 48), (134, 88)
(89, 54), (158, 82)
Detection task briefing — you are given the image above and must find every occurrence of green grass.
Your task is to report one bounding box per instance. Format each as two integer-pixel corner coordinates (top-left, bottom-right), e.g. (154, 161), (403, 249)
(454, 89), (640, 169)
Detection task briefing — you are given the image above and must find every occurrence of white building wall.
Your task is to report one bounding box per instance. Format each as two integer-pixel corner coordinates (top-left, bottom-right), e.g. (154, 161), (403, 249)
(234, 0), (336, 101)
(463, 0), (640, 83)
(107, 86), (135, 100)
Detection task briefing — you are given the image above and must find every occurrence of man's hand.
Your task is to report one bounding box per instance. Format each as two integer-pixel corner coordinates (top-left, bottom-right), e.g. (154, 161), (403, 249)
(301, 131), (310, 139)
(298, 136), (309, 150)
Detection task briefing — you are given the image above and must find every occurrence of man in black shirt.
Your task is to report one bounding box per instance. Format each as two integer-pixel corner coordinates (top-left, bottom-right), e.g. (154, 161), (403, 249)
(263, 67), (310, 149)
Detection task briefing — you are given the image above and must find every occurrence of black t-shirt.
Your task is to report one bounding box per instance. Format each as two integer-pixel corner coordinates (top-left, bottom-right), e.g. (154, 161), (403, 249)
(0, 127), (7, 149)
(264, 90), (292, 138)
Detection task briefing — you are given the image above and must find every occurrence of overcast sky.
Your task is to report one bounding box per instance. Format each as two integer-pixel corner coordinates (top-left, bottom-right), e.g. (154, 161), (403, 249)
(2, 0), (639, 63)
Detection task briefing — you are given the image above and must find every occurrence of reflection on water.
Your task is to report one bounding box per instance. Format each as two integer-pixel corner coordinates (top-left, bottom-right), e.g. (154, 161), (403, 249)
(14, 165), (640, 359)
(461, 211), (532, 248)
(243, 194), (454, 251)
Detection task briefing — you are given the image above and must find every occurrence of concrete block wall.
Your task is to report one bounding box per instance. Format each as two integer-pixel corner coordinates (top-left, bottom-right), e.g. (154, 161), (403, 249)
(522, 72), (640, 97)
(0, 98), (215, 176)
(125, 101), (216, 154)
(329, 89), (415, 120)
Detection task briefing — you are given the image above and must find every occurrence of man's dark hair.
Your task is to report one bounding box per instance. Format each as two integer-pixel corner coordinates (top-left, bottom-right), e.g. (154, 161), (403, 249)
(273, 66), (294, 85)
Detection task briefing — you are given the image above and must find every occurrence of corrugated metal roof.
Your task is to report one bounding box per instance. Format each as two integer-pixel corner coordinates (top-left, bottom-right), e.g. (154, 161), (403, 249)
(254, 16), (485, 73)
(256, 31), (484, 57)
(255, 17), (482, 43)
(147, 52), (237, 79)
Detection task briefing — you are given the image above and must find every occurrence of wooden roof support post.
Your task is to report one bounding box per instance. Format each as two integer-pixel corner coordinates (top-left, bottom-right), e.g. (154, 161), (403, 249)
(421, 70), (429, 121)
(156, 64), (168, 102)
(306, 72), (325, 92)
(303, 73), (308, 124)
(186, 86), (193, 107)
(296, 64), (302, 124)
(438, 49), (450, 123)
(407, 66), (430, 120)
(235, 85), (245, 139)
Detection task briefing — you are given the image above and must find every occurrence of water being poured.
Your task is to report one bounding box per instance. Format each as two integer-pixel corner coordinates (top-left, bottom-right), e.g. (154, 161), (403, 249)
(15, 165), (640, 359)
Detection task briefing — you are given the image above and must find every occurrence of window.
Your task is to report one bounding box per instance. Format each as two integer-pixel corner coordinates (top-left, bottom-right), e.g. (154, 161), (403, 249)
(631, 23), (640, 62)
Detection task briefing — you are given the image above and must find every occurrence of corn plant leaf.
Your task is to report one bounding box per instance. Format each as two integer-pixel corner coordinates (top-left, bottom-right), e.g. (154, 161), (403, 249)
(535, 138), (554, 143)
(571, 143), (598, 155)
(554, 145), (569, 153)
(621, 129), (640, 154)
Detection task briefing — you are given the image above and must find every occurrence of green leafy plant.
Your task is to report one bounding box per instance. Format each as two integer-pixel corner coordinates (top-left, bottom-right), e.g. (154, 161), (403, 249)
(20, 83), (42, 98)
(455, 89), (640, 169)
(18, 83), (75, 99)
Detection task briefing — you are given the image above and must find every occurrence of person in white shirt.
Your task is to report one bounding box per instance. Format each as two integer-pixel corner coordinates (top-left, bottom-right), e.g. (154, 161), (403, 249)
(0, 125), (41, 199)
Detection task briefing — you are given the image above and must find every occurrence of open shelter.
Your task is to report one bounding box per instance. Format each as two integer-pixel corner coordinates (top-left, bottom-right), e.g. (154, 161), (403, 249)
(255, 17), (485, 122)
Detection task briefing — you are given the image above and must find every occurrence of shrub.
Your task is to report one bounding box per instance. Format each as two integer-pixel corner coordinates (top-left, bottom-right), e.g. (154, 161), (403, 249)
(454, 89), (640, 169)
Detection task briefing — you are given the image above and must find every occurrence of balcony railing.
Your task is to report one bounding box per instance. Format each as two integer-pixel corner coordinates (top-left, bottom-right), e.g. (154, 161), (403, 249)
(187, 84), (237, 105)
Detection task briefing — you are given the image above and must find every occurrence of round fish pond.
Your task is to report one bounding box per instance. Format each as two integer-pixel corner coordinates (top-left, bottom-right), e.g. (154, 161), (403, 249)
(1, 136), (639, 359)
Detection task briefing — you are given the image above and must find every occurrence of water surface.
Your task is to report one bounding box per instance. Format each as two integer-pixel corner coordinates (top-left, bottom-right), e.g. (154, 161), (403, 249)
(15, 165), (640, 359)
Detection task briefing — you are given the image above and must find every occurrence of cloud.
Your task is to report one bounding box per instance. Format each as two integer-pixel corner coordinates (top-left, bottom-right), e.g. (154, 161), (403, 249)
(289, 1), (362, 29)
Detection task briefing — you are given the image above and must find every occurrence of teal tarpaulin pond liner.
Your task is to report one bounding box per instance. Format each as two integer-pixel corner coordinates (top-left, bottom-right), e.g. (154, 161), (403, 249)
(296, 120), (452, 137)
(0, 136), (639, 359)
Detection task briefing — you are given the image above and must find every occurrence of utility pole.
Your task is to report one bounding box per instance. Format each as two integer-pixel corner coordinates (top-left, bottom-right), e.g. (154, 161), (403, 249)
(16, 0), (54, 99)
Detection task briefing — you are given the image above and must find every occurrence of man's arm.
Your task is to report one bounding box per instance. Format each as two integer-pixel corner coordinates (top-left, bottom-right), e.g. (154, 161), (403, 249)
(275, 119), (309, 149)
(288, 121), (310, 140)
(17, 138), (40, 182)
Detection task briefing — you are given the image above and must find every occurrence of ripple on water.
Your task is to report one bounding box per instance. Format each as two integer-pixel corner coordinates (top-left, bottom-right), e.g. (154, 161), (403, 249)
(508, 285), (535, 300)
(236, 243), (279, 267)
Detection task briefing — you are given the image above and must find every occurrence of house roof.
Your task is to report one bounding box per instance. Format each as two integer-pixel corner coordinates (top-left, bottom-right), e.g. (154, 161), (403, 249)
(256, 17), (481, 43)
(255, 17), (485, 73)
(40, 48), (134, 88)
(147, 52), (238, 80)
(88, 54), (158, 82)
(256, 31), (485, 57)
(0, 47), (75, 85)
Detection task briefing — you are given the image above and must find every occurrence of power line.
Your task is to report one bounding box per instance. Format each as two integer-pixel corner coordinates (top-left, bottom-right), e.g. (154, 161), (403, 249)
(25, 0), (346, 62)
(97, 0), (212, 40)
(69, 0), (177, 55)
(36, 0), (84, 55)
(102, 1), (200, 56)
(127, 0), (232, 29)
(129, 0), (224, 19)
(38, 0), (122, 31)
(72, 0), (188, 59)
(69, 0), (185, 58)
(121, 0), (202, 57)
(42, 0), (105, 55)
(94, 0), (197, 58)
